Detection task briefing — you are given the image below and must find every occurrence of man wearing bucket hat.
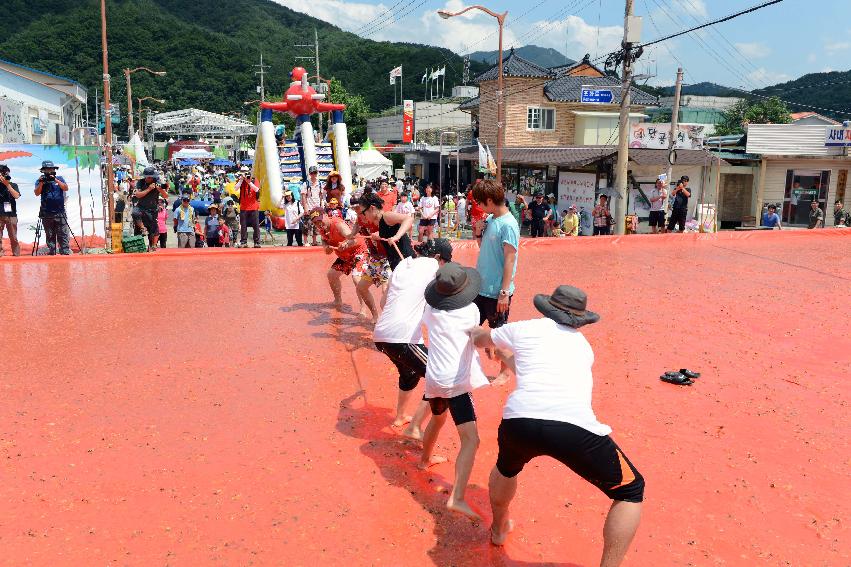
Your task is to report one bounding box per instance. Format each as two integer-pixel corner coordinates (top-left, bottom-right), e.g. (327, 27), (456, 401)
(471, 286), (644, 564)
(34, 161), (71, 255)
(419, 262), (490, 520)
(204, 203), (223, 247)
(132, 166), (169, 251)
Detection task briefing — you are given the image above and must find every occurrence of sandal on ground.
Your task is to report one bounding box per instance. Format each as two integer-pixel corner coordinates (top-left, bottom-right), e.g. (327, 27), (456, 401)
(679, 368), (701, 379)
(660, 372), (693, 386)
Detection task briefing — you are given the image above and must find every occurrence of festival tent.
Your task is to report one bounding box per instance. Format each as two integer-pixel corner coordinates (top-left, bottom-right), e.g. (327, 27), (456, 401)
(211, 158), (235, 167)
(123, 133), (149, 174)
(178, 159), (200, 166)
(173, 148), (214, 160)
(351, 138), (392, 181)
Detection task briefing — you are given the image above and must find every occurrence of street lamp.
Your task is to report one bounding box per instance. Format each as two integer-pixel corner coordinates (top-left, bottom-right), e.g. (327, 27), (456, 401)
(136, 96), (165, 135)
(438, 5), (507, 186)
(124, 67), (166, 137)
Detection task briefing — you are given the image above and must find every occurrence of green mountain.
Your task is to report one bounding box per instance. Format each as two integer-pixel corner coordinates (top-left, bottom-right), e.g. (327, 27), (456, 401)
(753, 70), (851, 121)
(0, 0), (486, 140)
(469, 45), (574, 69)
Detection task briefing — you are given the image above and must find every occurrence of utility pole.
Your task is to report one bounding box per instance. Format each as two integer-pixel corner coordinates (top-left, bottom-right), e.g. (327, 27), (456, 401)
(99, 0), (115, 231)
(254, 53), (270, 102)
(665, 66), (684, 204)
(614, 0), (636, 235)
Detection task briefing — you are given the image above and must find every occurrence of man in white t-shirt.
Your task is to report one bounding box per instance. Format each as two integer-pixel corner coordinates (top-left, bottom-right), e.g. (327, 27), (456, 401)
(420, 262), (490, 521)
(373, 238), (453, 439)
(648, 178), (667, 234)
(472, 285), (644, 566)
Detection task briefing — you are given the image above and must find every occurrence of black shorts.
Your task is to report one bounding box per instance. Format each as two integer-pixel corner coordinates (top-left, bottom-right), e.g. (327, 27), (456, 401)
(374, 342), (428, 391)
(419, 218), (437, 227)
(425, 392), (476, 426)
(132, 208), (159, 236)
(648, 210), (665, 227)
(474, 294), (512, 328)
(496, 418), (644, 503)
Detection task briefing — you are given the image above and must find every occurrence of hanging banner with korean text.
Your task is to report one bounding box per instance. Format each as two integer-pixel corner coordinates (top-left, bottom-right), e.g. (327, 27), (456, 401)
(402, 100), (414, 143)
(557, 171), (596, 213)
(0, 98), (27, 144)
(629, 124), (705, 149)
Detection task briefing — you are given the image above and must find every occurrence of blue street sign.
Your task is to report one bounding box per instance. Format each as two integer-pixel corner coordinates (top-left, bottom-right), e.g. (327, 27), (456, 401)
(581, 87), (614, 104)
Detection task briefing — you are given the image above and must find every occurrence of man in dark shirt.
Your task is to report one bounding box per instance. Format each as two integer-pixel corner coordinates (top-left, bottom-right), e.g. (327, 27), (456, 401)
(808, 200), (824, 229)
(133, 166), (169, 251)
(528, 192), (551, 238)
(666, 176), (691, 233)
(34, 160), (71, 255)
(0, 163), (21, 256)
(833, 200), (849, 227)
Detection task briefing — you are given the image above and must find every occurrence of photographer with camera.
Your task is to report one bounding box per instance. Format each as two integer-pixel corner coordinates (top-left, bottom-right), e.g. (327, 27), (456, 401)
(34, 161), (71, 255)
(0, 163), (21, 256)
(235, 166), (261, 248)
(132, 166), (169, 251)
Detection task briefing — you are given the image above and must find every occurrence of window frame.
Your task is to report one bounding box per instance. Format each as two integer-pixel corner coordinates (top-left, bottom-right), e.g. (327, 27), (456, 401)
(526, 105), (556, 132)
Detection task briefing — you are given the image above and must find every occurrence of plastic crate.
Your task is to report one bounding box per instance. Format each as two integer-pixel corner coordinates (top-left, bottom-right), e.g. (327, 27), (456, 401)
(110, 223), (123, 253)
(121, 235), (148, 253)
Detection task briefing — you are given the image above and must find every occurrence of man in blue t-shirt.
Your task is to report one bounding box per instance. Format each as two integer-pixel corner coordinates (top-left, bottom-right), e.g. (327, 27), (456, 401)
(34, 160), (71, 255)
(472, 178), (520, 385)
(761, 204), (782, 229)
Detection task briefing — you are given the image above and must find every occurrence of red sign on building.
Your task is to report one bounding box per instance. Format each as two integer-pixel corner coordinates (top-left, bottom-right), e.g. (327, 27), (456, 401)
(402, 100), (414, 143)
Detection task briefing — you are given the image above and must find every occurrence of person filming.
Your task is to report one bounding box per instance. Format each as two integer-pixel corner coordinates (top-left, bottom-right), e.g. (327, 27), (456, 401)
(34, 161), (71, 255)
(132, 167), (169, 251)
(0, 163), (21, 256)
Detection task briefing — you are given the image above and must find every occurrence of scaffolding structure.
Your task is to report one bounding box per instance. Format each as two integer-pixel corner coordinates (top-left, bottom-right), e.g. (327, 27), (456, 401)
(148, 108), (256, 137)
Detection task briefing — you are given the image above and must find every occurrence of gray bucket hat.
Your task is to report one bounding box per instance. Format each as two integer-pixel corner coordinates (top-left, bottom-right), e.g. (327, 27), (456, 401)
(533, 285), (600, 328)
(424, 262), (481, 311)
(40, 160), (58, 170)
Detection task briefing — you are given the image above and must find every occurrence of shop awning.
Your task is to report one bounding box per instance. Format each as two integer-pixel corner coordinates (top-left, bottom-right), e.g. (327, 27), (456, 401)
(458, 146), (616, 167)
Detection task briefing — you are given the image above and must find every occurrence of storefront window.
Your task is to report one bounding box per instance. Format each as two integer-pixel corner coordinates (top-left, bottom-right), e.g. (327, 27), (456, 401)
(782, 169), (830, 224)
(519, 167), (551, 197)
(501, 166), (519, 193)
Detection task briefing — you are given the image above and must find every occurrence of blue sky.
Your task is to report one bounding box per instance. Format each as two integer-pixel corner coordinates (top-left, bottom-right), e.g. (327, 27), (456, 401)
(273, 0), (851, 89)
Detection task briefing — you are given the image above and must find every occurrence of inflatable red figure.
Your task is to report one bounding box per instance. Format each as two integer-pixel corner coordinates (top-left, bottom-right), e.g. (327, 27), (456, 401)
(260, 67), (346, 117)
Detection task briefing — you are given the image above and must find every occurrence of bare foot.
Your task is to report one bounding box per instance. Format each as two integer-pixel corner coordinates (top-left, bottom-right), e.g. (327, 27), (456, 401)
(446, 496), (482, 521)
(418, 455), (448, 470)
(489, 370), (511, 387)
(332, 300), (344, 311)
(402, 427), (423, 441)
(490, 519), (514, 546)
(392, 415), (413, 428)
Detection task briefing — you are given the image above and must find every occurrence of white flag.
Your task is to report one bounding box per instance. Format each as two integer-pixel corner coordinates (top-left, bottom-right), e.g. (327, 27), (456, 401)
(477, 139), (488, 171)
(435, 66), (446, 78)
(390, 65), (402, 77)
(430, 69), (439, 80)
(421, 69), (428, 83)
(390, 75), (396, 85)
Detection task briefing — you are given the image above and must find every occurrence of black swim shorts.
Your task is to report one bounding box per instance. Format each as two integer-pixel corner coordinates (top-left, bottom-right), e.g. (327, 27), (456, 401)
(495, 418), (644, 503)
(374, 342), (428, 392)
(474, 294), (512, 329)
(425, 392), (476, 426)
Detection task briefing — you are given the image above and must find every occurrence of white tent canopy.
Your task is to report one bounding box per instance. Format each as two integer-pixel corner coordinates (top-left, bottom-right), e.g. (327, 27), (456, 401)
(351, 139), (392, 181)
(150, 108), (257, 137)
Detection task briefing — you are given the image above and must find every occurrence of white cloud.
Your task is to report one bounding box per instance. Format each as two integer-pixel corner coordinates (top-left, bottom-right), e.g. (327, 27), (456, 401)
(748, 68), (791, 86)
(272, 0), (389, 33)
(824, 41), (851, 53)
(667, 0), (708, 19)
(734, 42), (770, 59)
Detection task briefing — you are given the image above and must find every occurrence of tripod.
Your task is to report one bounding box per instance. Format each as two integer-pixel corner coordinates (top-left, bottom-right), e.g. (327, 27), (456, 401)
(31, 212), (82, 256)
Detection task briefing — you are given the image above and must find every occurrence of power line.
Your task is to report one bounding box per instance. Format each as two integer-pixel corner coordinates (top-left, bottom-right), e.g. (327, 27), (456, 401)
(639, 0), (784, 49)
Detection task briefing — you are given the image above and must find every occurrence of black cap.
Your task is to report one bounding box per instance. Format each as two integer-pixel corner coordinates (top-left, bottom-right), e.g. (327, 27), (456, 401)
(415, 237), (453, 262)
(308, 165), (318, 174)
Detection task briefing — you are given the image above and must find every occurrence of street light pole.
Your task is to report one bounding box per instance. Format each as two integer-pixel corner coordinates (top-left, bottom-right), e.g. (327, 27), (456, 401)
(437, 5), (507, 186)
(124, 67), (167, 138)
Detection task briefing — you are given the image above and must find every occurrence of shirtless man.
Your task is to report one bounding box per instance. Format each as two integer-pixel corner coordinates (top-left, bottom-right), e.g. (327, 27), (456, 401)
(310, 208), (380, 321)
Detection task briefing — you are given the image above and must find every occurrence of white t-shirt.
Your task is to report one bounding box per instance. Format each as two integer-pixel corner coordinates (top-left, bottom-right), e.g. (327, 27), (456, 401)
(373, 257), (439, 344)
(421, 303), (489, 398)
(457, 198), (467, 220)
(649, 187), (667, 212)
(420, 196), (439, 220)
(394, 201), (414, 216)
(491, 318), (611, 436)
(283, 201), (302, 230)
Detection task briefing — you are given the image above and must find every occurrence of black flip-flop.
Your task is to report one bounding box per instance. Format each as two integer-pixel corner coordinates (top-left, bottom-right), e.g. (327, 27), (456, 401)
(679, 368), (701, 379)
(660, 372), (693, 386)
